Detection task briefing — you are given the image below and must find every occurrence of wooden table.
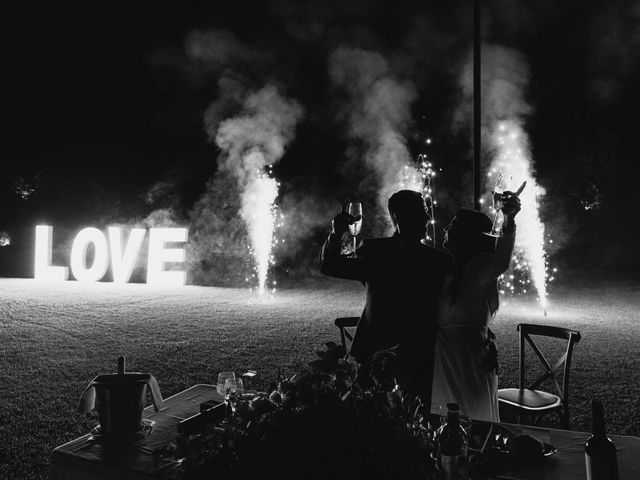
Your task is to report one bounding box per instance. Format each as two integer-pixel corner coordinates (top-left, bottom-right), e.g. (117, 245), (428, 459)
(50, 384), (640, 480)
(50, 384), (223, 480)
(486, 423), (640, 479)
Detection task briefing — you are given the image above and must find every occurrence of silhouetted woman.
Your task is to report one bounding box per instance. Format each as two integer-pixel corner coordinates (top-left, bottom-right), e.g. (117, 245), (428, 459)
(431, 192), (521, 422)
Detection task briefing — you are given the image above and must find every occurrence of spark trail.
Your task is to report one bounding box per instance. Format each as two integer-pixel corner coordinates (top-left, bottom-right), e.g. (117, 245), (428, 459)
(489, 120), (548, 311)
(243, 169), (279, 295)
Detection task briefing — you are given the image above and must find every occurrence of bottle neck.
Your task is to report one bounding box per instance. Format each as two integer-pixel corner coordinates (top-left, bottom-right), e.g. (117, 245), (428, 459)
(592, 400), (606, 437)
(447, 412), (460, 425)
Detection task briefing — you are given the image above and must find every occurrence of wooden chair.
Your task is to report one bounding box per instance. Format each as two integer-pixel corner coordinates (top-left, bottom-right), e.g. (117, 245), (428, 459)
(334, 317), (359, 353)
(498, 323), (581, 429)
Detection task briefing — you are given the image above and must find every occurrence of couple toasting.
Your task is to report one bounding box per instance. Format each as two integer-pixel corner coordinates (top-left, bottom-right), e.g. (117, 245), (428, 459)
(320, 189), (521, 422)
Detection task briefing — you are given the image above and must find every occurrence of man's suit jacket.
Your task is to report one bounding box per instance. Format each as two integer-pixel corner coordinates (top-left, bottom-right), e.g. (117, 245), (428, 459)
(320, 232), (451, 396)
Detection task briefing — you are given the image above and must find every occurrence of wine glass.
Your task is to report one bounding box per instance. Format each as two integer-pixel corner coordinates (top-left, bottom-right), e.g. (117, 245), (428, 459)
(484, 191), (505, 238)
(347, 202), (363, 258)
(217, 371), (236, 396)
(483, 178), (527, 238)
(224, 377), (244, 394)
(484, 174), (507, 238)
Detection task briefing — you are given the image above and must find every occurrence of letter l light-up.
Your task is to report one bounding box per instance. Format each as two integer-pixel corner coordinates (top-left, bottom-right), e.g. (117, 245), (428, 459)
(34, 225), (69, 281)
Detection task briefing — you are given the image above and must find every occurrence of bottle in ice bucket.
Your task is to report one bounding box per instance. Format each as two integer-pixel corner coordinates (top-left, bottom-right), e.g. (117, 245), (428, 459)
(585, 400), (618, 480)
(437, 403), (470, 480)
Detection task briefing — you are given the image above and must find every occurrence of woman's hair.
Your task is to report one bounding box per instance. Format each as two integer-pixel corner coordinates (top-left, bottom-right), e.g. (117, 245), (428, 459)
(451, 208), (500, 317)
(452, 208), (495, 255)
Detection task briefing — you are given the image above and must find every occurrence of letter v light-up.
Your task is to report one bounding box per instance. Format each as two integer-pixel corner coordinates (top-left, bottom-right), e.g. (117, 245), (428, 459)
(108, 227), (146, 283)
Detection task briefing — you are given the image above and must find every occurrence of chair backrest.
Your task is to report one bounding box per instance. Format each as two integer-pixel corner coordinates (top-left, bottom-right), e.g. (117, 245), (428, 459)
(517, 323), (581, 406)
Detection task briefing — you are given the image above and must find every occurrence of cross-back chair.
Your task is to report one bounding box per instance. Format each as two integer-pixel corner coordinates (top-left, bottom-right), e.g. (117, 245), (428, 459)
(498, 323), (581, 429)
(334, 317), (359, 353)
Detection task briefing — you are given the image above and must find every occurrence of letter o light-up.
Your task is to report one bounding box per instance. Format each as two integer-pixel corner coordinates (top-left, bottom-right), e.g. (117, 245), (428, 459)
(70, 227), (109, 282)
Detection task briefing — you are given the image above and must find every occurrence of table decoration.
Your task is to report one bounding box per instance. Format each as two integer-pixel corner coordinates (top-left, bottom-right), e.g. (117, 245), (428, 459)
(150, 343), (565, 479)
(156, 343), (438, 479)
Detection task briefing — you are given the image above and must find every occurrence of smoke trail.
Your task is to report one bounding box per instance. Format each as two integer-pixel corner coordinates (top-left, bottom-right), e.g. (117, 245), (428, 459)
(212, 85), (304, 293)
(328, 47), (421, 232)
(480, 46), (549, 309)
(180, 29), (305, 289)
(587, 2), (640, 105)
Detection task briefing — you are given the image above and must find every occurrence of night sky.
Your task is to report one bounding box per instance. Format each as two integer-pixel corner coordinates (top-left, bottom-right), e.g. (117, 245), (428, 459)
(2, 0), (639, 282)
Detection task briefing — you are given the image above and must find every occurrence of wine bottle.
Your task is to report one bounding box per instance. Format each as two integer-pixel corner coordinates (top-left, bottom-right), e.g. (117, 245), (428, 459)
(585, 400), (619, 480)
(437, 403), (470, 480)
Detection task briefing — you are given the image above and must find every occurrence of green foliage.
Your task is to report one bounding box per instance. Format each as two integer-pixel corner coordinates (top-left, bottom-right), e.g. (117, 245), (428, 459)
(169, 343), (436, 479)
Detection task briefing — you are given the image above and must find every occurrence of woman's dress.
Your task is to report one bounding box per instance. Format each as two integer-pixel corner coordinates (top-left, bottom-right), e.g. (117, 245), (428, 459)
(430, 231), (515, 422)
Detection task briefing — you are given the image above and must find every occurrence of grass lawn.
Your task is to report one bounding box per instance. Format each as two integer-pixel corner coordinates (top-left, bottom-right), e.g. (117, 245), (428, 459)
(1, 277), (639, 479)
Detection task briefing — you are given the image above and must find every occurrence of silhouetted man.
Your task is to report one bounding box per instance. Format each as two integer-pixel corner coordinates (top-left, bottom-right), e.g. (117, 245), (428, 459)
(320, 190), (451, 403)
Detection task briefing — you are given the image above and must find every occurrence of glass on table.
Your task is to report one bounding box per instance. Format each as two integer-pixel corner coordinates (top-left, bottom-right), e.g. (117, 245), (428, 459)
(224, 377), (244, 394)
(223, 377), (245, 416)
(216, 371), (236, 396)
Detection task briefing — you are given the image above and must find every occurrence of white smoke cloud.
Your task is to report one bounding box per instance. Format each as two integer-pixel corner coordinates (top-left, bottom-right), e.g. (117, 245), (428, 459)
(587, 2), (640, 104)
(185, 29), (268, 72)
(214, 86), (303, 180)
(211, 85), (304, 292)
(329, 46), (421, 231)
(481, 47), (532, 125)
(454, 46), (531, 144)
(139, 208), (181, 229)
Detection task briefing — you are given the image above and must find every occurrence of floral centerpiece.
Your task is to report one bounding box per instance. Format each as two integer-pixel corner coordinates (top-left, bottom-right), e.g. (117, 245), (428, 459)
(163, 343), (438, 479)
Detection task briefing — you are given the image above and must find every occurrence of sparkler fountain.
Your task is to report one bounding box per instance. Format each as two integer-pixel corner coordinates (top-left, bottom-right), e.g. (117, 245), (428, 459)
(488, 120), (549, 313)
(399, 154), (438, 247)
(242, 166), (280, 295)
(212, 86), (303, 295)
(468, 38), (550, 314)
(418, 154), (438, 247)
(398, 120), (438, 245)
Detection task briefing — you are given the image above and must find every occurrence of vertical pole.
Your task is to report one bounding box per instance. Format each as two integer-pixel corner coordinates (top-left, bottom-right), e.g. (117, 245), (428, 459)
(473, 0), (482, 210)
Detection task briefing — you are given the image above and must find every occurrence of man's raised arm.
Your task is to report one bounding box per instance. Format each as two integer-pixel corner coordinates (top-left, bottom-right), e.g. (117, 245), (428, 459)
(319, 199), (368, 281)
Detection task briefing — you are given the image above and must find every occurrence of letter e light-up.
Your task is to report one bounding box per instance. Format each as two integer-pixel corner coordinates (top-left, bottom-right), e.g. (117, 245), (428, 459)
(70, 227), (109, 282)
(147, 228), (188, 285)
(108, 227), (146, 283)
(35, 225), (69, 281)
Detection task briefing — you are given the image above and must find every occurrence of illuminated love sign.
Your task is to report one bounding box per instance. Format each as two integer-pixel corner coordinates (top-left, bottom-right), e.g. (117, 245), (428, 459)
(34, 226), (188, 285)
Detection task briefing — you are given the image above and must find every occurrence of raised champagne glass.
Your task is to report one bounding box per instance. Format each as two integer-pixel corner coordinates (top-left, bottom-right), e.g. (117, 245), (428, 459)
(484, 174), (507, 238)
(484, 177), (526, 237)
(485, 190), (505, 237)
(347, 202), (362, 258)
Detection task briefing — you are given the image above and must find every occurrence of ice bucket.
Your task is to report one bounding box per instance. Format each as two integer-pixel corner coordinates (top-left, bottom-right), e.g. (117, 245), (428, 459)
(77, 357), (164, 436)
